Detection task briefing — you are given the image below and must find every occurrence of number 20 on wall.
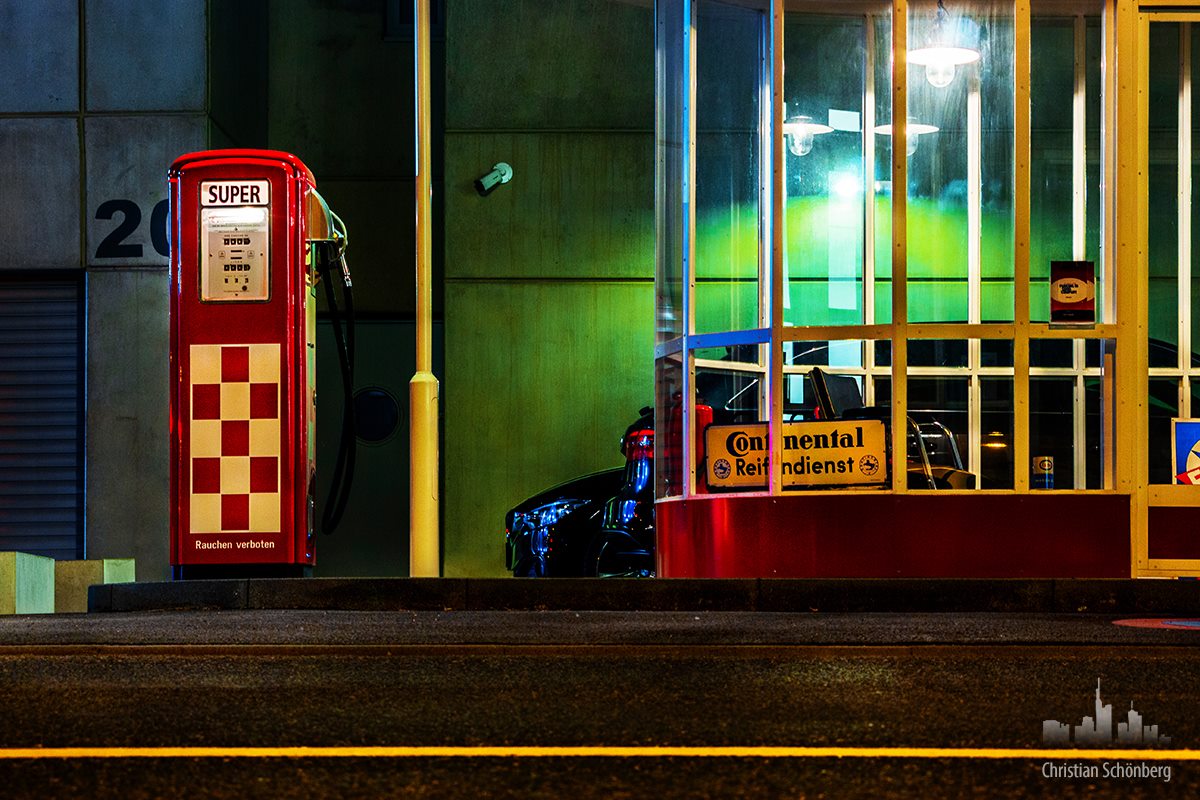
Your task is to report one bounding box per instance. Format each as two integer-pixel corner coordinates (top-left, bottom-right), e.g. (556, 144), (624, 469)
(94, 198), (170, 260)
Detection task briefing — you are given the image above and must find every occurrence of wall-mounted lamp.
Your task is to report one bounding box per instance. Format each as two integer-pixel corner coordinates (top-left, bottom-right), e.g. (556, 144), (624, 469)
(908, 0), (980, 88)
(475, 162), (513, 196)
(782, 114), (833, 157)
(873, 118), (939, 156)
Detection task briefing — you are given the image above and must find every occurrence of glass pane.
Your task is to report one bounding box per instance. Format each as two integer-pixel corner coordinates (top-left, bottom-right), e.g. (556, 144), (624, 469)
(1149, 377), (1180, 485)
(698, 363), (766, 427)
(909, 339), (967, 368)
(1192, 24), (1200, 364)
(1086, 16), (1103, 314)
(782, 10), (889, 327)
(787, 339), (864, 367)
(655, 0), (686, 344)
(906, 0), (1014, 324)
(873, 338), (1008, 368)
(1148, 23), (1180, 368)
(695, 0), (763, 334)
(1031, 338), (1073, 368)
(694, 344), (762, 365)
(1030, 9), (1103, 324)
(696, 362), (767, 493)
(980, 377), (1014, 488)
(780, 342), (895, 488)
(981, 339), (1012, 367)
(1030, 19), (1074, 324)
(1085, 368), (1103, 489)
(907, 377), (970, 474)
(655, 354), (684, 498)
(872, 14), (895, 325)
(1030, 377), (1075, 489)
(783, 342), (869, 422)
(876, 376), (974, 489)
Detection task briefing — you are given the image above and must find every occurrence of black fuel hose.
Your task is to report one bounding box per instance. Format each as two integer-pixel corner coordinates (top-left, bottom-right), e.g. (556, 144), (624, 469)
(318, 244), (355, 534)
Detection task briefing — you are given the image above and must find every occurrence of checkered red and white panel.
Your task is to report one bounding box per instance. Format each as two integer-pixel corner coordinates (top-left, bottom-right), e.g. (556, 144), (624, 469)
(188, 344), (281, 534)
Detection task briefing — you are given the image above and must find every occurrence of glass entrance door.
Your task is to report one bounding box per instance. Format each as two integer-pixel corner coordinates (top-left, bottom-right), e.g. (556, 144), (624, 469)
(1137, 11), (1200, 577)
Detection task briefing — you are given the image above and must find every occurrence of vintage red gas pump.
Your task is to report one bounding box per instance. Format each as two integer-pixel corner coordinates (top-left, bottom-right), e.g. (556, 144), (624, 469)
(168, 150), (352, 578)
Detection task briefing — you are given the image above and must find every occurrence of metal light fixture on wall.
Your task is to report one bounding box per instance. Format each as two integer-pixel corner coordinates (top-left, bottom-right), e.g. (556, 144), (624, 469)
(474, 162), (513, 196)
(782, 113), (833, 157)
(908, 0), (981, 88)
(874, 118), (940, 156)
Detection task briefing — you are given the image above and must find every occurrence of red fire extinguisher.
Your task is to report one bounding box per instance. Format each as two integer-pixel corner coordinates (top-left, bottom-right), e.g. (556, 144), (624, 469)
(663, 392), (714, 496)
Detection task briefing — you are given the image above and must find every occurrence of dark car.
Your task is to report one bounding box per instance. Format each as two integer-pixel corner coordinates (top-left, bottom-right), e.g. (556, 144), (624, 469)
(505, 371), (975, 577)
(505, 408), (655, 578)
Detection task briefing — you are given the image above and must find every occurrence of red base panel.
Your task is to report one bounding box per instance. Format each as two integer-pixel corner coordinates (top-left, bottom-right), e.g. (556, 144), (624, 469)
(657, 493), (1131, 578)
(1149, 507), (1200, 559)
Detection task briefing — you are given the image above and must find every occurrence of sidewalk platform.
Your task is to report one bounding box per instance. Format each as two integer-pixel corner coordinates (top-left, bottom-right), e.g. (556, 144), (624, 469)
(88, 577), (1200, 615)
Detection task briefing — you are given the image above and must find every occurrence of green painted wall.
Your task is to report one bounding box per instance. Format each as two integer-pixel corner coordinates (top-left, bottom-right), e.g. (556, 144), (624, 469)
(444, 0), (654, 576)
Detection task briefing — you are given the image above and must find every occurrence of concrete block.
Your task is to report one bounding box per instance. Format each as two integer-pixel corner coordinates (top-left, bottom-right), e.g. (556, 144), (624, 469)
(107, 580), (247, 612)
(444, 281), (653, 578)
(86, 0), (205, 112)
(85, 115), (206, 268)
(248, 578), (467, 611)
(447, 0), (652, 131)
(444, 133), (654, 281)
(313, 321), (442, 578)
(0, 552), (55, 615)
(86, 270), (170, 581)
(757, 579), (1057, 613)
(54, 559), (136, 613)
(464, 578), (759, 612)
(0, 0), (78, 112)
(310, 181), (415, 315)
(1053, 579), (1200, 615)
(0, 119), (80, 268)
(267, 0), (412, 176)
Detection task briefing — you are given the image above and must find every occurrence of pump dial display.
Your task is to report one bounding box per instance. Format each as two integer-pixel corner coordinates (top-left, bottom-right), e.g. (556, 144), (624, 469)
(199, 180), (270, 302)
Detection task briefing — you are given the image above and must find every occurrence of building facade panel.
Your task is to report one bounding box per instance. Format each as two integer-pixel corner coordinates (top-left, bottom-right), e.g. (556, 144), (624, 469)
(0, 119), (81, 269)
(85, 0), (206, 112)
(0, 0), (79, 113)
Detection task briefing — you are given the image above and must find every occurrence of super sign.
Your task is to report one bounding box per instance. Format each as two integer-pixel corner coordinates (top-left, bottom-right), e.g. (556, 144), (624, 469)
(202, 180), (270, 207)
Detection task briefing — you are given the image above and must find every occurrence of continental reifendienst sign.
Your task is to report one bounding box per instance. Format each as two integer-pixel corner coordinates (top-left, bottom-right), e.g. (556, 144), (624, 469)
(704, 420), (888, 489)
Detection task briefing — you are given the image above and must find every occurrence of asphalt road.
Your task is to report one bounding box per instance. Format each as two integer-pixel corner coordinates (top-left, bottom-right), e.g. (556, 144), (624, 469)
(0, 610), (1198, 798)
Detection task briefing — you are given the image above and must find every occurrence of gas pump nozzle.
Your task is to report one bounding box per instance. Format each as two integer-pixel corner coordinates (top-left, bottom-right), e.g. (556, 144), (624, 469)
(335, 246), (352, 289)
(307, 191), (353, 286)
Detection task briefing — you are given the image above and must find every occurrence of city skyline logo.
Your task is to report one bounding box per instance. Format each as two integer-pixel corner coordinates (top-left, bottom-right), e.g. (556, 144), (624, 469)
(1042, 679), (1171, 747)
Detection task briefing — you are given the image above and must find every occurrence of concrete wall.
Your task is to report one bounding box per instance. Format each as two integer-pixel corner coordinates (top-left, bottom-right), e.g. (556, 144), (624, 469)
(0, 0), (207, 580)
(443, 0), (656, 576)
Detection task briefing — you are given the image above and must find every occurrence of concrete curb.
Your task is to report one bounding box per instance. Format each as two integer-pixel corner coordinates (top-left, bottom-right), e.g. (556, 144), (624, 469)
(88, 577), (1200, 615)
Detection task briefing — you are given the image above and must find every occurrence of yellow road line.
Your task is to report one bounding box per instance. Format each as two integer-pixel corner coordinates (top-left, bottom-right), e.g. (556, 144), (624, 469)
(0, 746), (1195, 760)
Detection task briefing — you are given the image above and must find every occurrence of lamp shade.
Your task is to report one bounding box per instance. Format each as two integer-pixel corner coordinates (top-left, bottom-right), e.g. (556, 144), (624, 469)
(909, 5), (981, 87)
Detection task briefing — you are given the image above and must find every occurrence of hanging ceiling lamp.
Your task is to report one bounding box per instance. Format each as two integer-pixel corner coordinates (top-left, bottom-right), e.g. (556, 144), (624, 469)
(908, 0), (981, 88)
(782, 110), (833, 157)
(873, 118), (940, 156)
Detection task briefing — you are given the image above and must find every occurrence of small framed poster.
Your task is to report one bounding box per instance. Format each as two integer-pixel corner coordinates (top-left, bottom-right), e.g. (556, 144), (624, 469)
(1171, 418), (1200, 485)
(1050, 260), (1096, 326)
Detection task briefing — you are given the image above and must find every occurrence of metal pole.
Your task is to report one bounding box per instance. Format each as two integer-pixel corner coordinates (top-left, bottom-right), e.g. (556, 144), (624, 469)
(410, 0), (440, 576)
(892, 0), (909, 494)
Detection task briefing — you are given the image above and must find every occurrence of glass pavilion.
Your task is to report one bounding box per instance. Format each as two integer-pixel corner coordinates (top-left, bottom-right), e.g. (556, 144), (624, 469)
(654, 0), (1200, 578)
